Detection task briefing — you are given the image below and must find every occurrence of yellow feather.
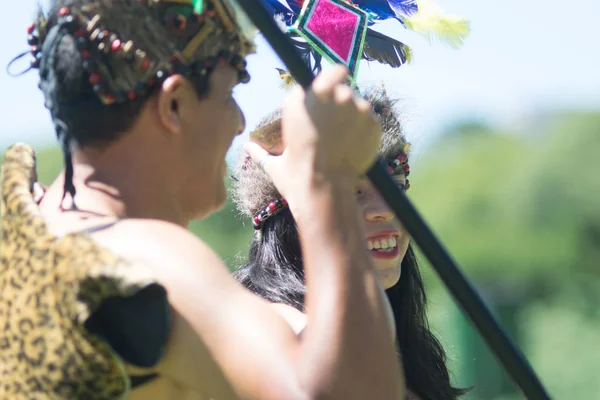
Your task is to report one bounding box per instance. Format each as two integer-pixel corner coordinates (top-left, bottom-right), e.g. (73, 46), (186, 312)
(404, 46), (413, 64)
(275, 68), (297, 89)
(404, 0), (470, 49)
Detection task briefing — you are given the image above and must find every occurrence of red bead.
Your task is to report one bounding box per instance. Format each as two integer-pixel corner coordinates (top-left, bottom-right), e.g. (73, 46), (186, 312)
(281, 199), (288, 206)
(388, 166), (394, 174)
(177, 15), (187, 30)
(405, 183), (411, 190)
(89, 73), (101, 85)
(403, 164), (410, 173)
(253, 216), (261, 226)
(398, 154), (407, 164)
(111, 39), (121, 52)
(27, 23), (35, 34)
(58, 7), (69, 16)
(103, 94), (115, 104)
(140, 58), (150, 71)
(128, 91), (137, 101)
(268, 202), (277, 213)
(81, 50), (91, 59)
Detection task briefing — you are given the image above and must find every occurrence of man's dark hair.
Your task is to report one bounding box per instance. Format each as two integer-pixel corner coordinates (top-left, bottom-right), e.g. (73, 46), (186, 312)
(43, 0), (211, 149)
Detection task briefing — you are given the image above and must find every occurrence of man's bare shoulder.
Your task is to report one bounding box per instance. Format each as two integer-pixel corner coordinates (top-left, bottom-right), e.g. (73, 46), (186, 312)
(91, 218), (227, 278)
(269, 303), (307, 335)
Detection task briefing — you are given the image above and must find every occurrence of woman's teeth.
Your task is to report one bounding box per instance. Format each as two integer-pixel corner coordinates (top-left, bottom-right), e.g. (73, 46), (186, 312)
(367, 237), (397, 252)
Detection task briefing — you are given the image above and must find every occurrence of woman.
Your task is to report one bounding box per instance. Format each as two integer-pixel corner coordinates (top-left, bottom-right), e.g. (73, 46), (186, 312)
(232, 87), (469, 399)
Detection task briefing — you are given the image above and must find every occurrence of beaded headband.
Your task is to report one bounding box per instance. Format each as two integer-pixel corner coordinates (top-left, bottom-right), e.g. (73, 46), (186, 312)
(249, 150), (411, 230)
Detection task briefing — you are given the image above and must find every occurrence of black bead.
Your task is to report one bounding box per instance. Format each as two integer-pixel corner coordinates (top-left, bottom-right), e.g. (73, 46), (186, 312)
(238, 70), (250, 84)
(61, 15), (75, 30)
(27, 34), (38, 46)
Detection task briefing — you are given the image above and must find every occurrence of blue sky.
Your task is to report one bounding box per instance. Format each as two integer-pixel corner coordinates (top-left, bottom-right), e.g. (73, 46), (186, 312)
(1, 0), (599, 163)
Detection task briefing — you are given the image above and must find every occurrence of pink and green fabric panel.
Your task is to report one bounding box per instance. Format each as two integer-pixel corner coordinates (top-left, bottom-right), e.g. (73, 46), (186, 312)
(292, 0), (370, 81)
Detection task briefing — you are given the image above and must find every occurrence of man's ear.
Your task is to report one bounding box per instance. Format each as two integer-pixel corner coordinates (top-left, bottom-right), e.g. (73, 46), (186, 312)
(157, 75), (186, 135)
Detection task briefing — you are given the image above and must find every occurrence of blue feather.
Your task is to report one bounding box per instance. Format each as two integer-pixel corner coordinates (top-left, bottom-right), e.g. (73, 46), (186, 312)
(259, 0), (293, 16)
(353, 0), (417, 21)
(354, 0), (396, 19)
(259, 0), (298, 26)
(386, 0), (418, 18)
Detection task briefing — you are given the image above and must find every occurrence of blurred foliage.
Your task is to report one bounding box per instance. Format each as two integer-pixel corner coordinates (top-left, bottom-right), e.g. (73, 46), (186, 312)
(2, 110), (600, 399)
(408, 111), (600, 398)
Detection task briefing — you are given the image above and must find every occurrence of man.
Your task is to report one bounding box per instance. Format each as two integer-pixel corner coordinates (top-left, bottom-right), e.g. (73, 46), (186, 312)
(0, 0), (404, 399)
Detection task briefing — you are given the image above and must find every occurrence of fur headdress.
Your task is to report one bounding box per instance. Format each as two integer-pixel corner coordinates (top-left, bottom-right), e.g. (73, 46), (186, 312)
(231, 85), (412, 222)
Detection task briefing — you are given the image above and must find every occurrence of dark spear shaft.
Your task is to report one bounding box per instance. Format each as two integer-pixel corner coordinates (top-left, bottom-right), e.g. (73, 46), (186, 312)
(235, 1), (552, 399)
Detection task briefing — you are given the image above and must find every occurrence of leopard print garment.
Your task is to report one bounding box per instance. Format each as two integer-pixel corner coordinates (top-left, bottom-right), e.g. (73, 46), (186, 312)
(0, 143), (166, 399)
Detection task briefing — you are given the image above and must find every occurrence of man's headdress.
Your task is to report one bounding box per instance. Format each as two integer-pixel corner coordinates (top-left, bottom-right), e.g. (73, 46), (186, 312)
(10, 0), (258, 208)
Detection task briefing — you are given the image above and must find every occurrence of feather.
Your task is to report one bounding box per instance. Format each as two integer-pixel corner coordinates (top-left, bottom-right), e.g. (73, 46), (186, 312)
(353, 0), (397, 20)
(387, 0), (418, 18)
(260, 0), (295, 17)
(352, 0), (416, 21)
(259, 0), (299, 26)
(289, 35), (323, 73)
(284, 0), (306, 14)
(362, 28), (412, 68)
(275, 67), (297, 88)
(403, 0), (470, 48)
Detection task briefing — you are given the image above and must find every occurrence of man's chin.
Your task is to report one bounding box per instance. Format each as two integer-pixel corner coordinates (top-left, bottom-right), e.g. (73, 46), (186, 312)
(188, 186), (226, 222)
(209, 184), (228, 213)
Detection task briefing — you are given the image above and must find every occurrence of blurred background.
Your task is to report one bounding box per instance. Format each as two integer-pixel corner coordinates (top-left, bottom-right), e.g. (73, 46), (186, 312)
(2, 0), (600, 398)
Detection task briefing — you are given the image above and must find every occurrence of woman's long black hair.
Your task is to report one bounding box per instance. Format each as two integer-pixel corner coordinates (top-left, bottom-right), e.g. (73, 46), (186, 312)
(233, 209), (469, 399)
